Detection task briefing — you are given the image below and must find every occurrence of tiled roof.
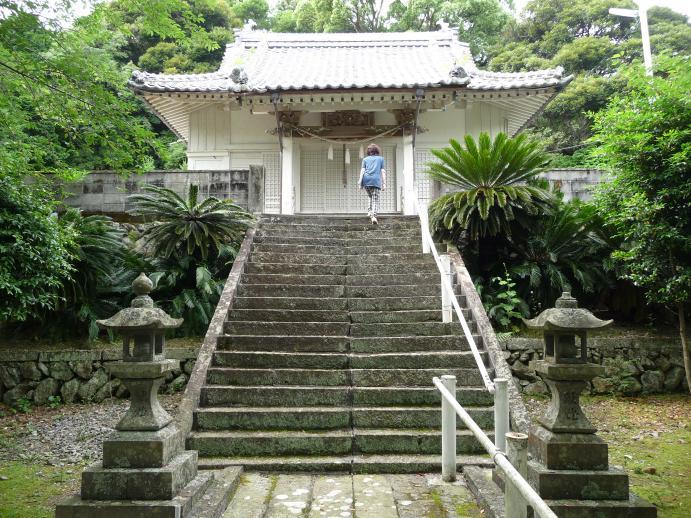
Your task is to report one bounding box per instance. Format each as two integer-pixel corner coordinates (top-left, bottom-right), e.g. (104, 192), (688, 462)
(129, 26), (569, 94)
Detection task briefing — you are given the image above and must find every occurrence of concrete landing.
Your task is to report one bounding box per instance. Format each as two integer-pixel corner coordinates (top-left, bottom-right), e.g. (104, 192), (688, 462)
(223, 472), (482, 517)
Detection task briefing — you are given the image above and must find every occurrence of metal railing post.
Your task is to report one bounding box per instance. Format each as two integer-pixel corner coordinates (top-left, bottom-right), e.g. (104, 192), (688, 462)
(440, 255), (453, 323)
(441, 374), (457, 482)
(494, 378), (509, 453)
(505, 432), (529, 518)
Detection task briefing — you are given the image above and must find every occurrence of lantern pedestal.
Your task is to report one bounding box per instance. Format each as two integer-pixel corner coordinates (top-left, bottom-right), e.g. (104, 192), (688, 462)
(55, 274), (240, 518)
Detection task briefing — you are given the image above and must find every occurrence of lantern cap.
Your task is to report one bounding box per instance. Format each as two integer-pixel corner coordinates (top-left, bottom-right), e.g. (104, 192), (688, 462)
(523, 292), (612, 331)
(97, 273), (183, 331)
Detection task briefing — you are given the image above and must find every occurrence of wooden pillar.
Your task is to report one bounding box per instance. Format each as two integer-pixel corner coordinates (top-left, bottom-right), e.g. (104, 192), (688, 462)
(402, 133), (416, 215)
(280, 137), (294, 214)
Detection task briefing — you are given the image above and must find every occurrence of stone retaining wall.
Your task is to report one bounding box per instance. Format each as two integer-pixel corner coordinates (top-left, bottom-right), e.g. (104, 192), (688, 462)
(505, 336), (686, 396)
(0, 347), (199, 407)
(538, 168), (604, 201)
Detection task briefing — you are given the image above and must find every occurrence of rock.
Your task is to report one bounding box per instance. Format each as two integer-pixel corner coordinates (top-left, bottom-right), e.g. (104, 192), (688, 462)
(70, 360), (93, 380)
(93, 379), (120, 403)
(33, 378), (60, 405)
(640, 357), (655, 370)
(619, 377), (642, 396)
(622, 361), (640, 376)
(166, 373), (187, 393)
(50, 362), (74, 381)
(60, 378), (80, 404)
(164, 370), (175, 382)
(664, 366), (684, 391)
(501, 351), (511, 361)
(640, 370), (664, 393)
(519, 379), (530, 387)
(19, 362), (43, 381)
(0, 365), (21, 389)
(2, 383), (32, 406)
(512, 361), (537, 381)
(523, 380), (548, 396)
(77, 369), (108, 402)
(642, 467), (657, 475)
(591, 377), (616, 394)
(654, 355), (672, 372)
(37, 362), (50, 377)
(183, 360), (196, 375)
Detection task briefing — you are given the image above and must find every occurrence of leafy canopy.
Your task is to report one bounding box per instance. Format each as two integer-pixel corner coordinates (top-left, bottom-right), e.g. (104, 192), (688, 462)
(427, 132), (552, 240)
(128, 184), (253, 261)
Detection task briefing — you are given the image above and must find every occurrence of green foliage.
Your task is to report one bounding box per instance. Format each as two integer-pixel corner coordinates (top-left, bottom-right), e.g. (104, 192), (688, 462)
(477, 270), (528, 331)
(427, 132), (552, 240)
(0, 174), (73, 322)
(128, 184), (253, 261)
(15, 398), (31, 413)
(47, 395), (62, 409)
(590, 55), (691, 309)
(509, 200), (611, 310)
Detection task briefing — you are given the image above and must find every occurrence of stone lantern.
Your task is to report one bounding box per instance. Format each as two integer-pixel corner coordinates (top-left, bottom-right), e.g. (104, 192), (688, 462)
(522, 292), (656, 516)
(56, 273), (236, 518)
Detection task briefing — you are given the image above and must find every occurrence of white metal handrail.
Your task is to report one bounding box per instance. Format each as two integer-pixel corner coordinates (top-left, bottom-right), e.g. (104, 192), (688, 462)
(414, 197), (495, 393)
(434, 376), (557, 518)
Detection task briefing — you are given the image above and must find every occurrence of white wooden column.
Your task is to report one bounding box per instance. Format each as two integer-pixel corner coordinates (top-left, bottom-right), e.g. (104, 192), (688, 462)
(402, 133), (416, 215)
(280, 136), (294, 215)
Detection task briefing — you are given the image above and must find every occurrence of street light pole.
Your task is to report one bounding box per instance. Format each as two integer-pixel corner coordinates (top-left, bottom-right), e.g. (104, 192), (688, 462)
(609, 1), (653, 76)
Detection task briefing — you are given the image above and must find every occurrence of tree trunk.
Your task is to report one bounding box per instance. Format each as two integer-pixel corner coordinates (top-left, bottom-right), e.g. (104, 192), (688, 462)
(678, 302), (690, 394)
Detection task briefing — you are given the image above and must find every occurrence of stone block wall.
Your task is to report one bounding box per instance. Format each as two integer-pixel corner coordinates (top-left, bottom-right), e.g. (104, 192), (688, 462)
(505, 336), (686, 396)
(538, 168), (604, 201)
(55, 169), (265, 217)
(0, 348), (198, 408)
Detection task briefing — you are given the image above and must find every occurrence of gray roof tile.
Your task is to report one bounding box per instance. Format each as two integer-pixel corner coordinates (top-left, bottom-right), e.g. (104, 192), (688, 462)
(129, 27), (569, 94)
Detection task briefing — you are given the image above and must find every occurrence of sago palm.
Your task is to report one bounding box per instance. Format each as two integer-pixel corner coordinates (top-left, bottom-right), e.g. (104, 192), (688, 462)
(426, 132), (551, 241)
(128, 184), (253, 261)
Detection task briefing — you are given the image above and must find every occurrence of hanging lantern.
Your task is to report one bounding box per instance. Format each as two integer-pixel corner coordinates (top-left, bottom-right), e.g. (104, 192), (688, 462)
(345, 147), (351, 165)
(359, 145), (365, 159)
(327, 144), (334, 161)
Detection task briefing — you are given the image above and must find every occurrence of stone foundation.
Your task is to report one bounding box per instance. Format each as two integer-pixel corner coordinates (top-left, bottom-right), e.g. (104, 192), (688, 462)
(504, 336), (686, 396)
(0, 348), (198, 407)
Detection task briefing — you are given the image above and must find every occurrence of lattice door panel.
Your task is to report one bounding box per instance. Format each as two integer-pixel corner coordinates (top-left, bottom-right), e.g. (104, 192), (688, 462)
(415, 148), (439, 205)
(262, 152), (281, 214)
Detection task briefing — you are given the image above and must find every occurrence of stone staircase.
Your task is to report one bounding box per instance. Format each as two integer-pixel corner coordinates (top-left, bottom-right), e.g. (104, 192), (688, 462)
(188, 215), (495, 473)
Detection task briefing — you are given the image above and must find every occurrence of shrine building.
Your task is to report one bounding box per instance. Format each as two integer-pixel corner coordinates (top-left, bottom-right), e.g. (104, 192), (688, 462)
(129, 24), (571, 215)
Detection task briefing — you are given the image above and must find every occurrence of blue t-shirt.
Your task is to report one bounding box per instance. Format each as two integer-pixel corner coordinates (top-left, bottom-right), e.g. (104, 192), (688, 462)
(361, 155), (385, 189)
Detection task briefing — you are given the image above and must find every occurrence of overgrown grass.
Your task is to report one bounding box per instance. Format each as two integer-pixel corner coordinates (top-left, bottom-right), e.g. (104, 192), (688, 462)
(0, 461), (83, 518)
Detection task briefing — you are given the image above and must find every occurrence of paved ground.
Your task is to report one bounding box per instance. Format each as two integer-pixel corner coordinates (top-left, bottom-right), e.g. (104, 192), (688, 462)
(224, 472), (482, 518)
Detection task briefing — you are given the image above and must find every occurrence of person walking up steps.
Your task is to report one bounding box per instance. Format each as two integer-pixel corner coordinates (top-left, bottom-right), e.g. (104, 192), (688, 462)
(358, 143), (386, 224)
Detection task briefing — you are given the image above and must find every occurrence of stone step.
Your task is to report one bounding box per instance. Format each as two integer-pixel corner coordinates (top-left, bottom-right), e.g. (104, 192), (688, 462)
(346, 244), (426, 255)
(350, 322), (465, 337)
(253, 243), (346, 255)
(201, 386), (351, 407)
(346, 262), (438, 275)
(353, 387), (494, 407)
(348, 253), (435, 265)
(207, 368), (348, 386)
(188, 430), (353, 457)
(348, 296), (448, 311)
(350, 351), (486, 369)
(346, 284), (440, 298)
(245, 262), (347, 275)
(260, 222), (419, 232)
(205, 367), (486, 387)
(194, 405), (494, 431)
(237, 283), (345, 298)
(346, 273), (439, 286)
(227, 308), (349, 322)
(223, 320), (348, 336)
(194, 407), (351, 431)
(200, 386), (492, 407)
(198, 454), (492, 474)
(216, 335), (350, 352)
(349, 310), (443, 323)
(352, 406), (494, 429)
(354, 429), (489, 455)
(241, 273), (346, 286)
(188, 429), (489, 457)
(351, 367), (490, 386)
(351, 336), (475, 353)
(250, 252), (347, 265)
(232, 296), (348, 311)
(256, 235), (423, 248)
(213, 351), (349, 369)
(543, 494), (657, 518)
